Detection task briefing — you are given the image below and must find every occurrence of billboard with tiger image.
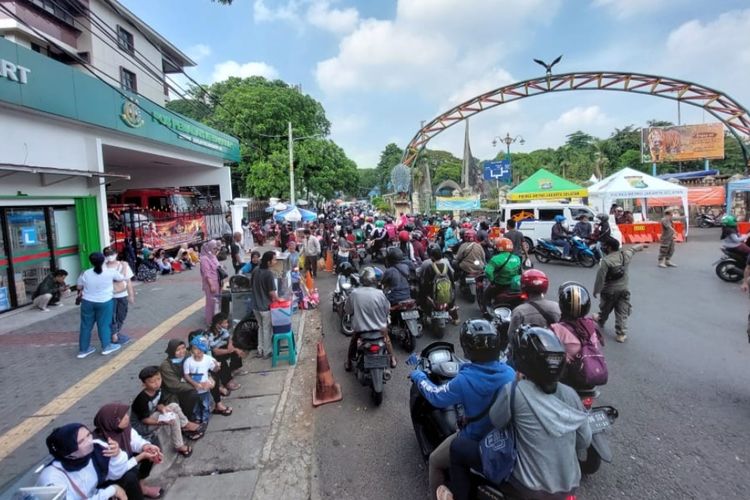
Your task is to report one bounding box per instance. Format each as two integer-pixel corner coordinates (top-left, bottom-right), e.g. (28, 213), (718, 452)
(641, 123), (724, 163)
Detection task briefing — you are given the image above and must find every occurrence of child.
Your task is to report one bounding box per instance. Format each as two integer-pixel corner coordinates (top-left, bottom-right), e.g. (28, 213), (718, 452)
(131, 366), (202, 457)
(291, 267), (303, 306)
(207, 314), (244, 393)
(183, 336), (218, 424)
(187, 330), (233, 417)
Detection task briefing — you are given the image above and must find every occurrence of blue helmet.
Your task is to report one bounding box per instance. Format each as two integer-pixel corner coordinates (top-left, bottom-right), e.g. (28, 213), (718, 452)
(554, 215), (566, 223)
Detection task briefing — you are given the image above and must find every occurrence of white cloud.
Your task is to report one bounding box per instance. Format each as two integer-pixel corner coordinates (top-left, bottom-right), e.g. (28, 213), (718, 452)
(186, 44), (211, 62)
(537, 105), (612, 148)
(591, 0), (686, 19)
(444, 68), (516, 107)
(330, 113), (367, 136)
(253, 0), (300, 23)
(211, 61), (279, 82)
(307, 1), (359, 35)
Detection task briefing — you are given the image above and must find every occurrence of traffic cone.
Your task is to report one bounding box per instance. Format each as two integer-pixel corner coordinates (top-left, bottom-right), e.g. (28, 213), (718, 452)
(312, 341), (343, 407)
(325, 251), (334, 273)
(306, 270), (315, 292)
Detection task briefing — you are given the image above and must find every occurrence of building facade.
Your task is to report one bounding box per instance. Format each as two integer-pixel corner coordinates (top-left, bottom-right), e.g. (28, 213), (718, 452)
(0, 0), (239, 312)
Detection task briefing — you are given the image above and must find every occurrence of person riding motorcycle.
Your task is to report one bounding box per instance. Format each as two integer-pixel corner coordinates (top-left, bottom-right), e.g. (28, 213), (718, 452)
(551, 215), (572, 258)
(409, 319), (515, 500)
(572, 214), (592, 240)
(550, 282), (605, 368)
(411, 230), (428, 263)
(483, 238), (522, 306)
(507, 270), (561, 358)
(591, 213), (616, 248)
(344, 266), (397, 371)
(369, 220), (389, 257)
(443, 221), (459, 252)
(418, 244), (459, 324)
(454, 229), (486, 278)
(381, 247), (414, 308)
(720, 215), (750, 256)
(398, 230), (418, 263)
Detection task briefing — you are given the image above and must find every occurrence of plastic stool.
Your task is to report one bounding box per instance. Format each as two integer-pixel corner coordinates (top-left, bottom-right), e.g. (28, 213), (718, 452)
(272, 330), (296, 367)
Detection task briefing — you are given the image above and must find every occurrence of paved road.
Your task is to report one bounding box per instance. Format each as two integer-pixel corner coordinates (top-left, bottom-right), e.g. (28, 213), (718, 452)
(314, 228), (750, 499)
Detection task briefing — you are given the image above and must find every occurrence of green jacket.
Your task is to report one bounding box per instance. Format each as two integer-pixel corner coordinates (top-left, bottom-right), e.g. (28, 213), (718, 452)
(485, 252), (521, 289)
(593, 245), (644, 295)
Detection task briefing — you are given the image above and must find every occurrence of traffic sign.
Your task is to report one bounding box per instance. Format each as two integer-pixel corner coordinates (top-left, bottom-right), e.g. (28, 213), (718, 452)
(483, 160), (511, 183)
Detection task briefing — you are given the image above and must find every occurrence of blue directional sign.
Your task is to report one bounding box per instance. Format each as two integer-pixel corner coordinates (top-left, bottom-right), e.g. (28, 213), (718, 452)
(483, 160), (511, 183)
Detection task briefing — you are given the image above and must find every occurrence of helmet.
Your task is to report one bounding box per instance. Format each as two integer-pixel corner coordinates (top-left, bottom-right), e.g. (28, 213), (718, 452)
(722, 215), (737, 227)
(558, 281), (591, 320)
(385, 247), (404, 266)
(554, 215), (566, 223)
(462, 229), (477, 242)
(399, 230), (410, 243)
(513, 326), (567, 394)
(441, 220), (450, 228)
(359, 266), (379, 287)
(337, 261), (354, 277)
(375, 220), (385, 228)
(496, 238), (514, 252)
(460, 319), (502, 362)
(520, 269), (549, 294)
(366, 216), (374, 222)
(412, 230), (423, 240)
(461, 222), (473, 229)
(596, 213), (609, 222)
(428, 244), (443, 261)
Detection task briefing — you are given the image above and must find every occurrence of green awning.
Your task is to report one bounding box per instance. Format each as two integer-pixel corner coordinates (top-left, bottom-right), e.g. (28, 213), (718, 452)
(508, 168), (587, 201)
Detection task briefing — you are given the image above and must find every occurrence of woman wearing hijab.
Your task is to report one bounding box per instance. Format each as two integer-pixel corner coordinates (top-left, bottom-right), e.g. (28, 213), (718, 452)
(37, 423), (129, 500)
(159, 339), (203, 435)
(94, 403), (164, 499)
(199, 240), (221, 326)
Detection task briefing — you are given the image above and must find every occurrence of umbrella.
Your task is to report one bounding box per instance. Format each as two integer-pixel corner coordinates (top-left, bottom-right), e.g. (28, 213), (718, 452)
(275, 206), (302, 222)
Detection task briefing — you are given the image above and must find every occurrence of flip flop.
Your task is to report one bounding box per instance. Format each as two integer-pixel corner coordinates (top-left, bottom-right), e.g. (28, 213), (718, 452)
(176, 446), (193, 458)
(184, 429), (204, 441)
(212, 406), (233, 416)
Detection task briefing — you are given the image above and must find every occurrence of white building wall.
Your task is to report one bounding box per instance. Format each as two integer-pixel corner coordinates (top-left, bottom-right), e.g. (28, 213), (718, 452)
(87, 0), (167, 105)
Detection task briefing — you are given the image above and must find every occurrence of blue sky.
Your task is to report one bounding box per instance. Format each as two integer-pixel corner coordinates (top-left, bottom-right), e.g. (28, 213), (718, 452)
(123, 0), (750, 168)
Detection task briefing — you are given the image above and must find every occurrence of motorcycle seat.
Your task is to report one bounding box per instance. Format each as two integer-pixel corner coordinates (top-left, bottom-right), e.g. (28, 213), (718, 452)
(357, 330), (384, 340)
(391, 299), (417, 311)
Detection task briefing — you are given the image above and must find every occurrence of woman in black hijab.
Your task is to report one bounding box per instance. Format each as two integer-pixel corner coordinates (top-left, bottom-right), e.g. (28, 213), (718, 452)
(37, 423), (129, 499)
(159, 339), (202, 433)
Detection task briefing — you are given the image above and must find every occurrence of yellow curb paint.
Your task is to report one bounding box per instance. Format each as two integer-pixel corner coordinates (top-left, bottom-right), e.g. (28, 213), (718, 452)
(0, 298), (204, 462)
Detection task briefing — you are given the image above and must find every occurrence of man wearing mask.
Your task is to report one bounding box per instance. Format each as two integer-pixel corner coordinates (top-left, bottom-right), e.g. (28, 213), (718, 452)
(302, 229), (322, 278)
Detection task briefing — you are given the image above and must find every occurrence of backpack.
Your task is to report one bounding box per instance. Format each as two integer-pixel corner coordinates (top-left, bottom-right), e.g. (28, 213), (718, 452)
(563, 318), (608, 387)
(432, 262), (453, 306)
(478, 380), (518, 485)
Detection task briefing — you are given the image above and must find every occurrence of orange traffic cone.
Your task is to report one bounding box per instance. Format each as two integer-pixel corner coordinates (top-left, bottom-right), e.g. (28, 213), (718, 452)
(312, 341), (343, 407)
(325, 251), (334, 273)
(306, 270), (315, 292)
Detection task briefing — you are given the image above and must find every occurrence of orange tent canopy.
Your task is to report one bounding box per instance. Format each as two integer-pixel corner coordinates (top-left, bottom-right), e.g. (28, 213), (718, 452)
(635, 186), (725, 207)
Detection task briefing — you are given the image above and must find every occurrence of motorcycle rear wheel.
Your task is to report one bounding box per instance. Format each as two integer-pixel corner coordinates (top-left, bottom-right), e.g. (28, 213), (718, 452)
(579, 445), (602, 475)
(535, 250), (551, 263)
(340, 313), (354, 336)
(578, 254), (596, 268)
(402, 331), (415, 352)
(371, 388), (383, 406)
(716, 260), (743, 282)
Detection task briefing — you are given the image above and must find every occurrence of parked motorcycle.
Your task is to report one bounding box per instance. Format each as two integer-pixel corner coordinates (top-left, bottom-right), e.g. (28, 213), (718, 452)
(714, 247), (745, 282)
(475, 275), (528, 318)
(534, 236), (596, 268)
(333, 272), (359, 335)
(576, 387), (619, 474)
(697, 211), (724, 228)
(353, 330), (391, 406)
(390, 299), (423, 352)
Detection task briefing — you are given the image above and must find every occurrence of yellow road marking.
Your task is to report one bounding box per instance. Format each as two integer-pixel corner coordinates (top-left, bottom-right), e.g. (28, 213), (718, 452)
(0, 298), (204, 462)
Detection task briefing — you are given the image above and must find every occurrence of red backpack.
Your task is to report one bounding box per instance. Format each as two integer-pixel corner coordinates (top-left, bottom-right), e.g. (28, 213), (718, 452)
(562, 317), (608, 387)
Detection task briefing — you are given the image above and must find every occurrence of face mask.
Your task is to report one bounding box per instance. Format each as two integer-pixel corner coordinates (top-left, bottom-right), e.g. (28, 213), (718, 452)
(105, 255), (117, 262)
(68, 434), (94, 459)
(171, 357), (184, 364)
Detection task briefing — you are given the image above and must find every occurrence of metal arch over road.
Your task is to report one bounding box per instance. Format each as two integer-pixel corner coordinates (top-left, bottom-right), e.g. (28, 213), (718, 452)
(401, 71), (750, 168)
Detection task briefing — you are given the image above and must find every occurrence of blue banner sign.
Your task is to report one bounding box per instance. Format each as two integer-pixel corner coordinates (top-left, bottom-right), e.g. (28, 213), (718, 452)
(483, 160), (511, 182)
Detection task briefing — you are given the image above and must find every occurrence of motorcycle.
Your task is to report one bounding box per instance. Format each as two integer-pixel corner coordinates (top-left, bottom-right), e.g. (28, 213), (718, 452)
(389, 299), (423, 352)
(534, 236), (596, 268)
(421, 298), (453, 339)
(475, 275), (528, 318)
(355, 242), (368, 267)
(714, 247), (745, 282)
(333, 272), (359, 335)
(353, 330), (391, 406)
(576, 387), (619, 475)
(697, 211), (724, 228)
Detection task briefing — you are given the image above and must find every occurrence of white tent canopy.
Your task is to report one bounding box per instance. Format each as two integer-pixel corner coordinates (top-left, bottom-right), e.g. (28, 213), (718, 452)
(588, 167), (689, 233)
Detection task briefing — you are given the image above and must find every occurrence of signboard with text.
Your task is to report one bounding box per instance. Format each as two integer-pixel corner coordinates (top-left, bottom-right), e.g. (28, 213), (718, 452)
(641, 123), (724, 163)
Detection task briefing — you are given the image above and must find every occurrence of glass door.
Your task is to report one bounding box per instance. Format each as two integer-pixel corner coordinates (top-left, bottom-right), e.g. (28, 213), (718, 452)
(52, 206), (80, 288)
(6, 208), (51, 306)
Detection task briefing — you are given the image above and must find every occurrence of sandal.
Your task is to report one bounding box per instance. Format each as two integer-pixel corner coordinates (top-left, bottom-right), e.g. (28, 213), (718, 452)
(233, 369), (250, 376)
(176, 445), (193, 458)
(212, 405), (233, 416)
(142, 485), (164, 498)
(390, 356), (397, 369)
(184, 429), (204, 441)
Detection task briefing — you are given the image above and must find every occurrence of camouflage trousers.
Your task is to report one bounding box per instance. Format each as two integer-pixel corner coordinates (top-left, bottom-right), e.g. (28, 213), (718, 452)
(599, 289), (631, 336)
(658, 239), (674, 260)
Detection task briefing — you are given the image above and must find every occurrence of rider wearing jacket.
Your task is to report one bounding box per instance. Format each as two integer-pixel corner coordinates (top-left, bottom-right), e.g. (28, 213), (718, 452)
(508, 270), (561, 357)
(551, 215), (572, 258)
(381, 248), (413, 305)
(454, 230), (486, 276)
(410, 319), (515, 500)
(483, 238), (522, 307)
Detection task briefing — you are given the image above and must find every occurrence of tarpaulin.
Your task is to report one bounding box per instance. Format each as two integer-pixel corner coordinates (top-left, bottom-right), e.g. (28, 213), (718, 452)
(635, 186), (725, 207)
(436, 196), (481, 210)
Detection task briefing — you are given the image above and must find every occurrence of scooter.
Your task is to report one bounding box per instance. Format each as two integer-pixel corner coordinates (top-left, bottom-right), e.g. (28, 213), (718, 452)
(697, 211), (724, 228)
(475, 275), (528, 318)
(714, 247), (745, 282)
(534, 236), (596, 268)
(457, 266), (483, 301)
(333, 272), (359, 335)
(389, 299), (423, 352)
(421, 298), (454, 339)
(355, 242), (368, 267)
(576, 387), (619, 475)
(353, 330), (390, 406)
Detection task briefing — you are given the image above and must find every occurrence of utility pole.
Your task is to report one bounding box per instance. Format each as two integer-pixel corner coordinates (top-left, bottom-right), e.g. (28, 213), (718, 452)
(288, 121), (295, 205)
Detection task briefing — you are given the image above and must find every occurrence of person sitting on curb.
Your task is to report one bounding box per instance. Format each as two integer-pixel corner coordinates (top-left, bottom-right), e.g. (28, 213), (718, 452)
(159, 339), (202, 424)
(186, 331), (233, 417)
(32, 269), (69, 311)
(207, 313), (244, 394)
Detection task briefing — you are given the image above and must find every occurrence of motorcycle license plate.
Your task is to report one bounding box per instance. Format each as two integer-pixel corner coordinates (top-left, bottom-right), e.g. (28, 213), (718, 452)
(401, 310), (420, 320)
(588, 408), (612, 432)
(363, 354), (389, 369)
(465, 277), (476, 284)
(432, 311), (450, 319)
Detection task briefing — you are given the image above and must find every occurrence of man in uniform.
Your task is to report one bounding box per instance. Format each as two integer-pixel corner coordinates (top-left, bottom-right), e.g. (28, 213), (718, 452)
(658, 210), (677, 268)
(593, 238), (645, 343)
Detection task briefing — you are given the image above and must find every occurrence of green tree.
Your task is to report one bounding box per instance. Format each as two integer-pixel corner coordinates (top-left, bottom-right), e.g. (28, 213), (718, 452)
(295, 139), (359, 199)
(433, 162), (461, 185)
(357, 169), (381, 195)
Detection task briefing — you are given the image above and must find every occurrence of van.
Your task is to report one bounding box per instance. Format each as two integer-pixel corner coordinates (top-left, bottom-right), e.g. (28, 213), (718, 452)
(499, 202), (622, 248)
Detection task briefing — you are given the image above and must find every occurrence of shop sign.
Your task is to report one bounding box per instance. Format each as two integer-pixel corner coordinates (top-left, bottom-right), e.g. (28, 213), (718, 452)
(0, 59), (30, 84)
(120, 99), (145, 128)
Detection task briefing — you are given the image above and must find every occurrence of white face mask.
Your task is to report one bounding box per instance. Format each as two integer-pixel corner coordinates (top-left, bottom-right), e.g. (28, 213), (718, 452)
(68, 433), (94, 458)
(105, 255), (117, 263)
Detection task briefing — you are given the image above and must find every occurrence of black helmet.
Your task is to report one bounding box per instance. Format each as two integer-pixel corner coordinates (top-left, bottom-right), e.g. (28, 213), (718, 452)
(596, 213), (609, 223)
(337, 261), (354, 277)
(460, 319), (501, 362)
(428, 244), (443, 261)
(386, 247), (404, 266)
(558, 281), (591, 320)
(514, 326), (567, 394)
(359, 266), (379, 287)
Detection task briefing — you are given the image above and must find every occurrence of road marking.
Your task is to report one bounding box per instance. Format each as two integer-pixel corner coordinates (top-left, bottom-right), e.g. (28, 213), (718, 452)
(0, 298), (204, 462)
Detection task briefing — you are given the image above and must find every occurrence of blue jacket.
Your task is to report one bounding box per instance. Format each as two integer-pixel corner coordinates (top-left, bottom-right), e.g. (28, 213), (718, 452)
(414, 360), (515, 440)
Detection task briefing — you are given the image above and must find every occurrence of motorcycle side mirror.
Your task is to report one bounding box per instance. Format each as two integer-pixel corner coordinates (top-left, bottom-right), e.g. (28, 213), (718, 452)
(493, 307), (512, 322)
(341, 282), (352, 290)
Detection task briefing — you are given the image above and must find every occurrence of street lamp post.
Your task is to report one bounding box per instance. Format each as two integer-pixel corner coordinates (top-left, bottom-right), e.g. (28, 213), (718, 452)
(492, 132), (525, 205)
